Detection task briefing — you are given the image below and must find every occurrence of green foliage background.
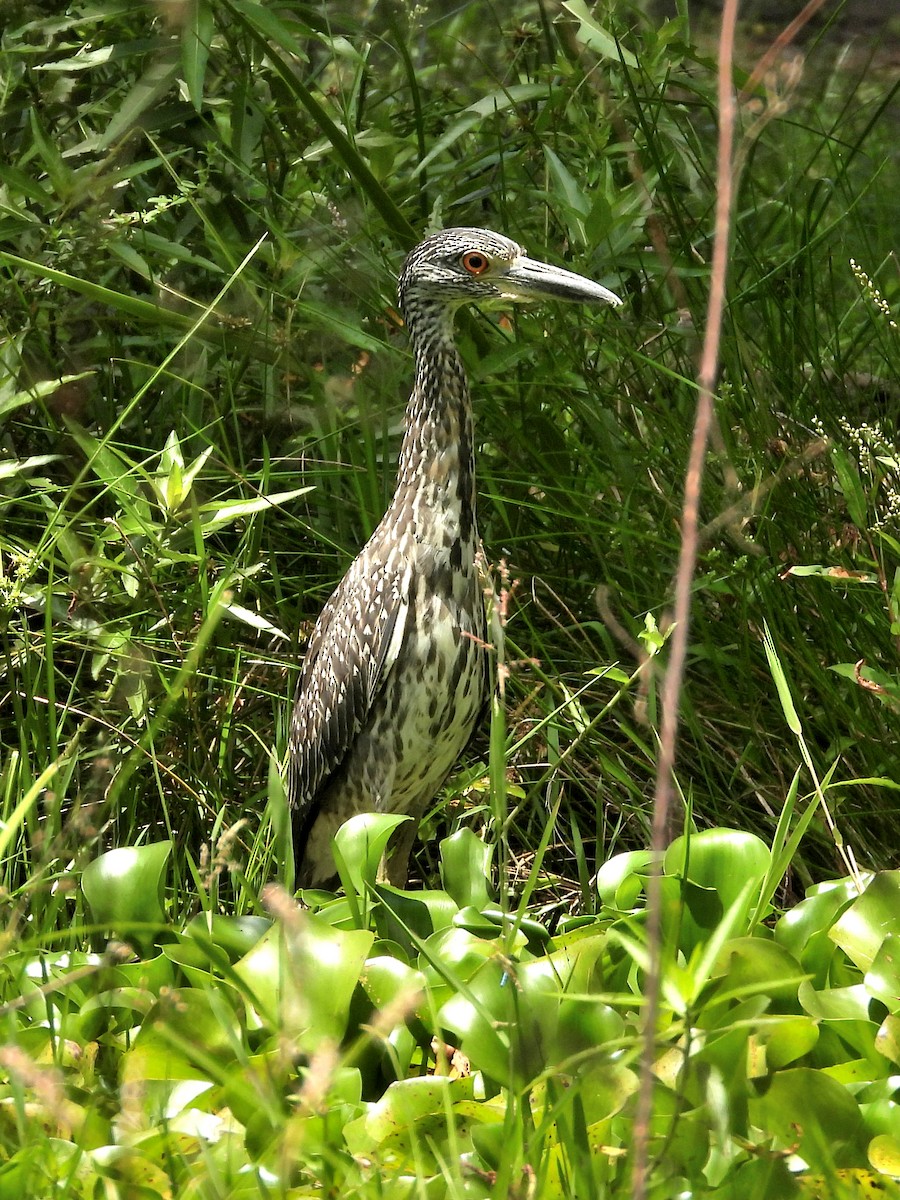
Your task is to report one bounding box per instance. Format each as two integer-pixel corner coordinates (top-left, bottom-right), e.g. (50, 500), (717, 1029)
(0, 0), (898, 1196)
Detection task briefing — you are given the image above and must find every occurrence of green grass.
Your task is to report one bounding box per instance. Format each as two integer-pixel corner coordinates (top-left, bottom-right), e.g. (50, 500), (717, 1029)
(0, 0), (898, 1195)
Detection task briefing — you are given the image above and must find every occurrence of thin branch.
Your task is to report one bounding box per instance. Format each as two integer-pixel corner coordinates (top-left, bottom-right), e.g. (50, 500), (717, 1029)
(630, 0), (740, 1192)
(738, 0), (830, 102)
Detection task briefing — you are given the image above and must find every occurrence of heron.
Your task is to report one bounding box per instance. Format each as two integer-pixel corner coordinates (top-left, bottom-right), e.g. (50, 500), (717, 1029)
(287, 227), (621, 889)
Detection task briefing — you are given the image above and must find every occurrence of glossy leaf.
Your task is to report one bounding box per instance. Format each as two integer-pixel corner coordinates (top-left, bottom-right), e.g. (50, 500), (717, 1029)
(234, 910), (374, 1050)
(595, 849), (657, 910)
(751, 1068), (865, 1168)
(439, 827), (493, 909)
(81, 841), (172, 943)
(831, 873), (900, 971)
(333, 812), (411, 895)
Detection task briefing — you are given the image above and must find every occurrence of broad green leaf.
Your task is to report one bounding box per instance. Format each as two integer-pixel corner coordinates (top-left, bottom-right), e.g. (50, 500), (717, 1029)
(711, 936), (806, 1005)
(414, 85), (548, 175)
(343, 1075), (475, 1160)
(830, 872), (900, 971)
(866, 934), (900, 1014)
(798, 979), (872, 1022)
(233, 911), (373, 1050)
(665, 828), (771, 950)
(869, 1134), (900, 1177)
(82, 841), (172, 940)
(750, 1068), (865, 1170)
(198, 486), (314, 533)
(78, 987), (156, 1042)
(333, 812), (411, 895)
(797, 1168), (900, 1198)
(775, 877), (858, 976)
(374, 884), (459, 952)
(544, 145), (589, 239)
(596, 849), (657, 910)
(183, 915), (271, 962)
(439, 827), (493, 909)
(875, 1015), (900, 1066)
(358, 955), (427, 1012)
(555, 997), (625, 1061)
(762, 1015), (820, 1070)
(0, 373), (94, 419)
(222, 599), (289, 640)
(99, 58), (180, 149)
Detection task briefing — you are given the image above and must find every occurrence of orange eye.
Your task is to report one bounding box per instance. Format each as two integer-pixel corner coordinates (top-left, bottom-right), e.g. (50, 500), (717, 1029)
(461, 250), (490, 276)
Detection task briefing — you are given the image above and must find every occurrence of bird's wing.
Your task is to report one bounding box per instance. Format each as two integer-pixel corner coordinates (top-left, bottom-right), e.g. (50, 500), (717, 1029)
(287, 553), (410, 831)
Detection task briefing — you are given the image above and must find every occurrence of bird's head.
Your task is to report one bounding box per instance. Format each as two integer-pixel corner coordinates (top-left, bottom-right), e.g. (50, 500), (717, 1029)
(398, 227), (622, 325)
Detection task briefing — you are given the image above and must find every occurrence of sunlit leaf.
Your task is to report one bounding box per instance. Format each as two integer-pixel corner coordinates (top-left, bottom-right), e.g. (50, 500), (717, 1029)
(439, 827), (493, 909)
(81, 841), (172, 943)
(830, 872), (900, 971)
(233, 910), (373, 1050)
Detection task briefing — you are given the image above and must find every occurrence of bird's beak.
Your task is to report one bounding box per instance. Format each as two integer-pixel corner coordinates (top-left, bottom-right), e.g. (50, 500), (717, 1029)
(499, 255), (622, 308)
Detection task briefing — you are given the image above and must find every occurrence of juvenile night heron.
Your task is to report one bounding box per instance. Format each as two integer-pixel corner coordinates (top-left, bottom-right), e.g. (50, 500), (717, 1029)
(288, 228), (621, 889)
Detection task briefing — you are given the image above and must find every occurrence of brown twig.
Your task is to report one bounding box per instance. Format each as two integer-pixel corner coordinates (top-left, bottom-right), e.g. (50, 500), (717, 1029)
(738, 0), (830, 103)
(630, 0), (741, 1193)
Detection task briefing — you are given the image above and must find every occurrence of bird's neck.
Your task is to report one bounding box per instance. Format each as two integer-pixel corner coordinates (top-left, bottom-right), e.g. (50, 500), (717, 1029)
(392, 323), (477, 550)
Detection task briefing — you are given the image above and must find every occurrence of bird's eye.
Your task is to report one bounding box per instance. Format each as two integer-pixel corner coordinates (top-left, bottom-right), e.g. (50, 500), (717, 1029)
(461, 251), (490, 276)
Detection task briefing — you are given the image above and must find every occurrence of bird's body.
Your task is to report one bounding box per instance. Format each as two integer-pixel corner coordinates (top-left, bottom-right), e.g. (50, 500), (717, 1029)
(288, 228), (620, 889)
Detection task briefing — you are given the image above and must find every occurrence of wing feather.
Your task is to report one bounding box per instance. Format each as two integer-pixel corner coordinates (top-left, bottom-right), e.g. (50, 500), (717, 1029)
(287, 553), (409, 841)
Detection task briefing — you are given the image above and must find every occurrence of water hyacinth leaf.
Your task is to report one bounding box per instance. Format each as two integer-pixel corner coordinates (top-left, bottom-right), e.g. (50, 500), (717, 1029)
(145, 988), (243, 1058)
(711, 937), (806, 1005)
(830, 872), (900, 971)
(574, 1063), (639, 1125)
(162, 939), (231, 988)
(343, 1074), (476, 1159)
(114, 951), (176, 993)
(875, 1015), (900, 1065)
(665, 828), (771, 917)
(439, 827), (493, 909)
(762, 1016), (820, 1070)
(439, 935), (607, 1088)
(452, 905), (504, 937)
(865, 934), (900, 1014)
(868, 1134), (900, 1178)
(795, 1168), (900, 1199)
(750, 1068), (865, 1170)
(437, 958), (518, 1086)
(183, 914), (271, 962)
(358, 955), (427, 1012)
(595, 849), (657, 910)
(81, 841), (172, 940)
(416, 927), (498, 1009)
(373, 884), (458, 952)
(775, 878), (859, 975)
(89, 1147), (174, 1196)
(78, 987), (156, 1042)
(233, 912), (373, 1050)
(334, 812), (411, 895)
(798, 979), (874, 1022)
